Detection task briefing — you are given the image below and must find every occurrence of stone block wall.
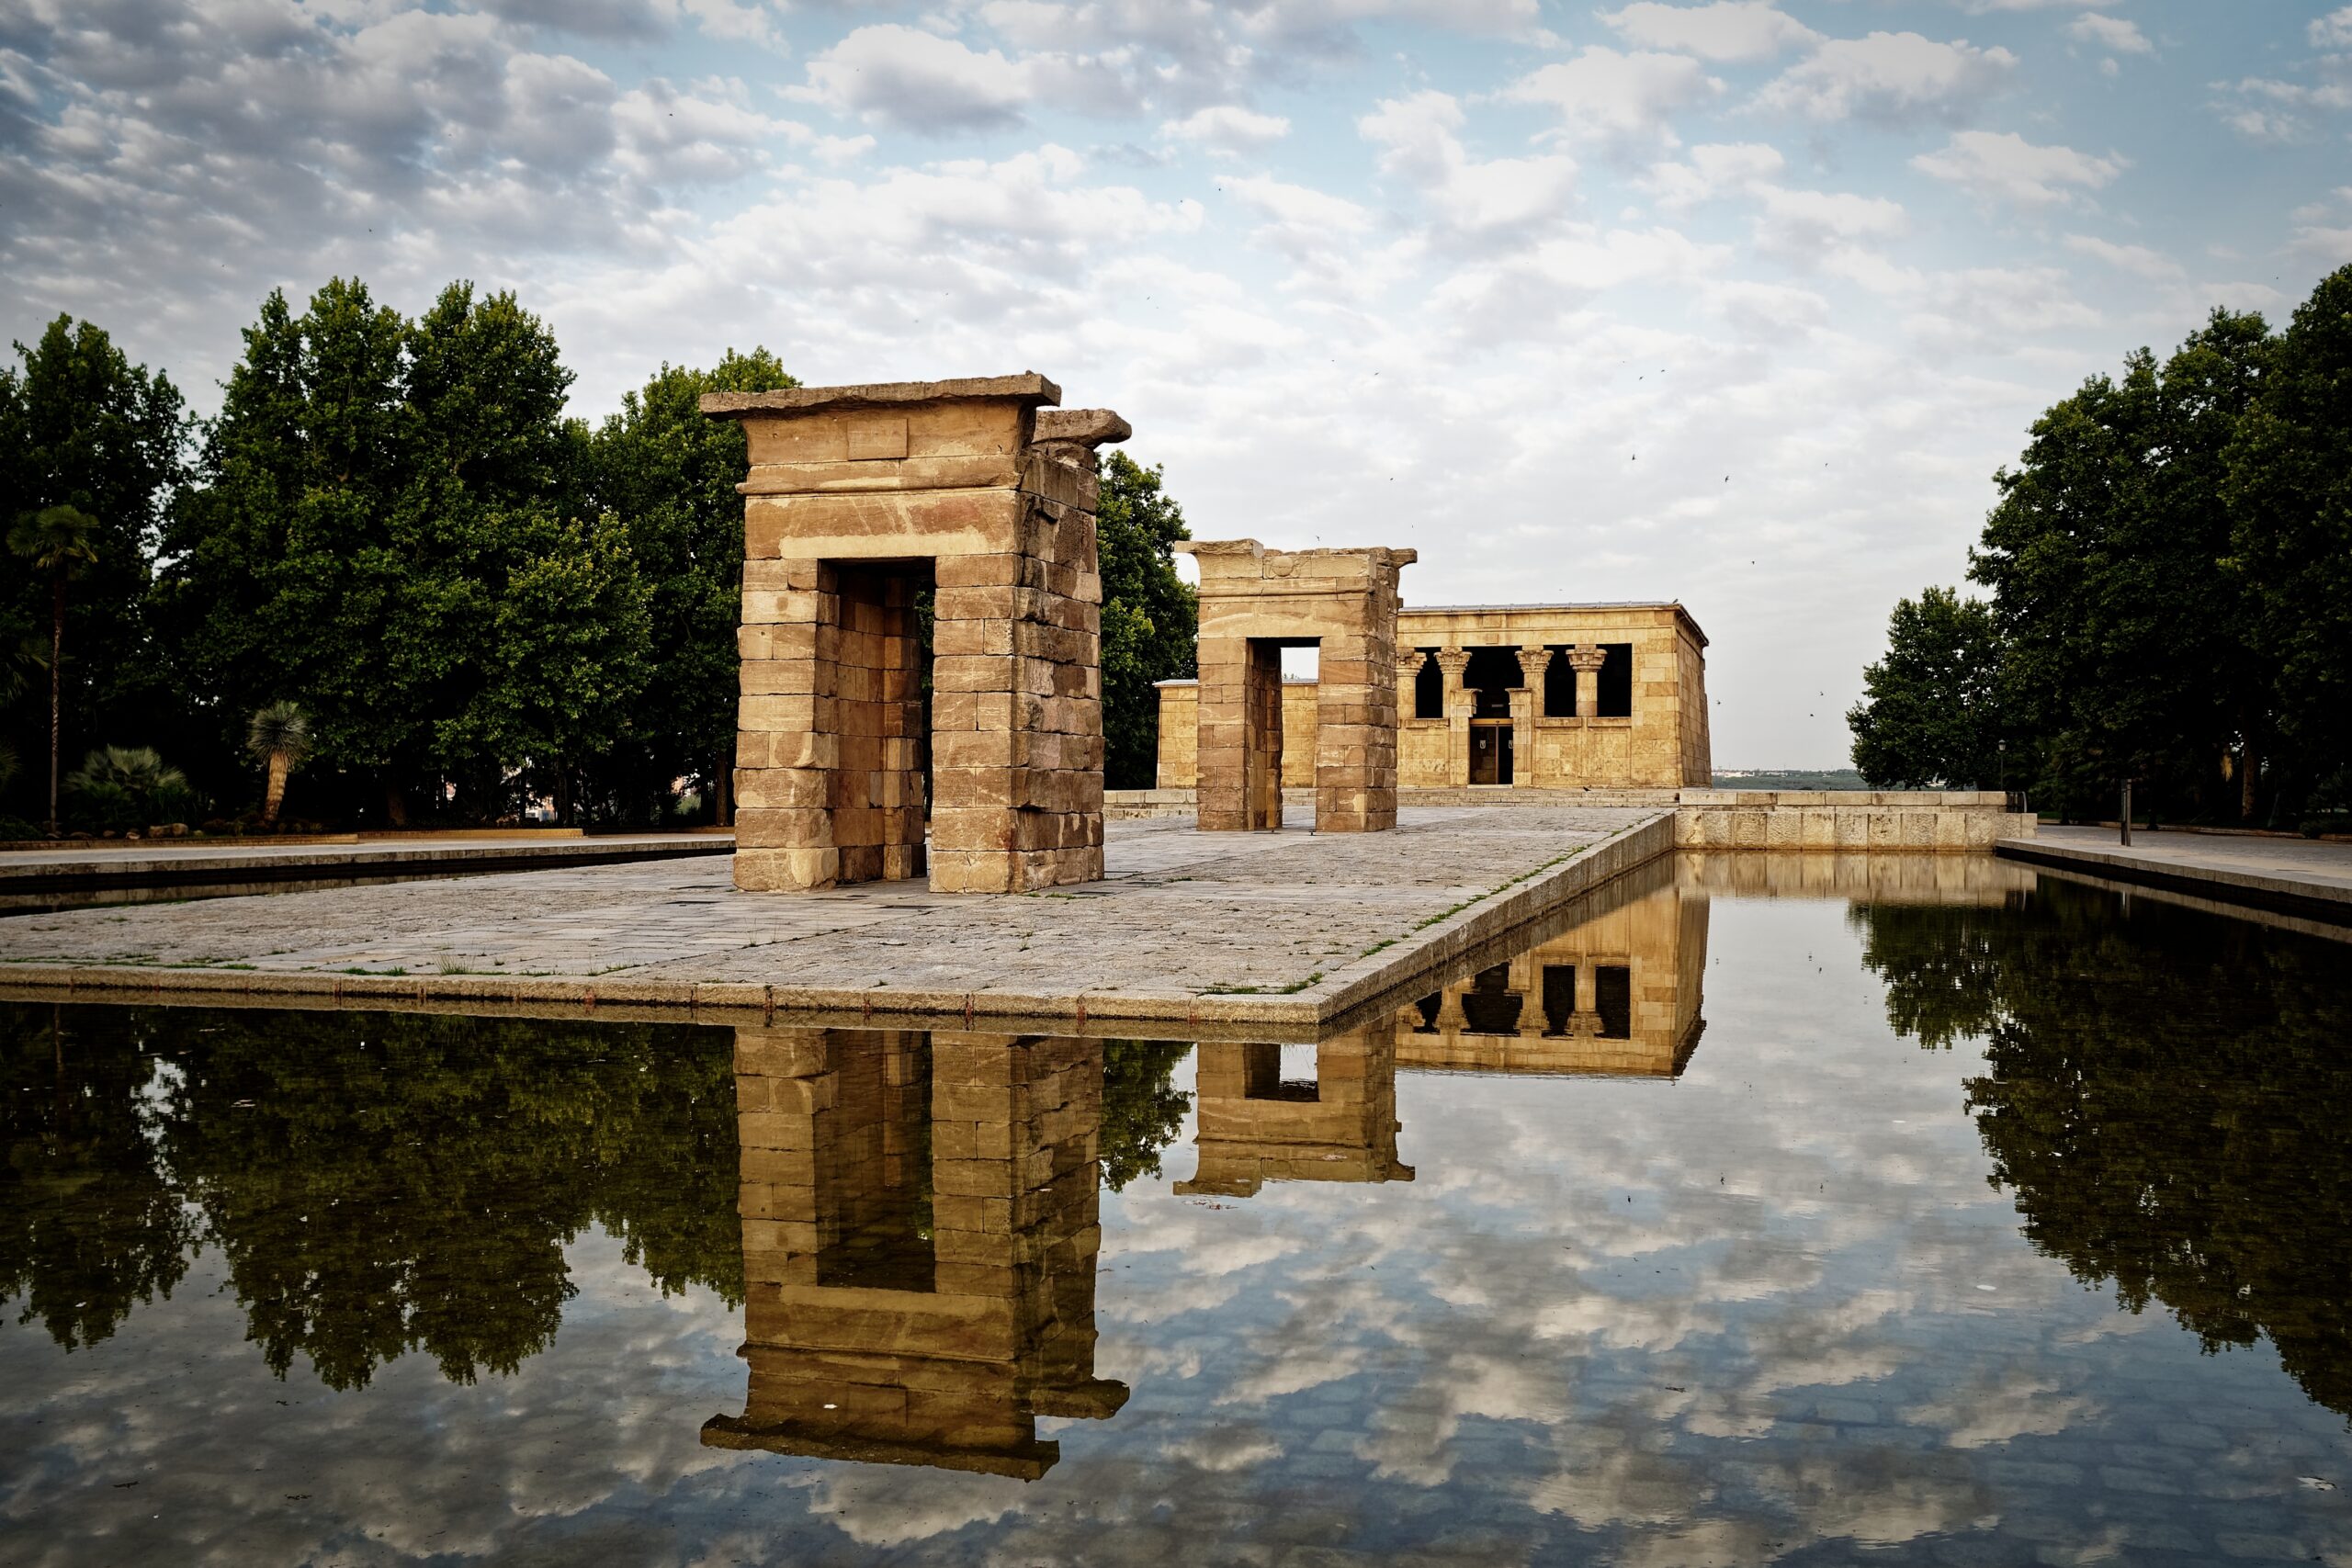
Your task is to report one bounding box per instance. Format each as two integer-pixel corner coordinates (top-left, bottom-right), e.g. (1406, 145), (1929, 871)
(1673, 790), (2035, 852)
(706, 376), (1121, 895)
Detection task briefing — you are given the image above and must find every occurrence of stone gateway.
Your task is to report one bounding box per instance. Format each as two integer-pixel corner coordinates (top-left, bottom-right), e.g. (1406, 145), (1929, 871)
(703, 375), (1125, 894)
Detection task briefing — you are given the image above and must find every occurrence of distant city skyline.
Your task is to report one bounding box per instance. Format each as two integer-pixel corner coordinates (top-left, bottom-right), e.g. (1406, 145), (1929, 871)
(6, 0), (2348, 764)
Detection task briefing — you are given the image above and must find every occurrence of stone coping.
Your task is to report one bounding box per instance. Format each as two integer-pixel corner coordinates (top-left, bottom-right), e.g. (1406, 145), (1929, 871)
(699, 374), (1059, 417)
(1997, 829), (2352, 926)
(0, 810), (1674, 1033)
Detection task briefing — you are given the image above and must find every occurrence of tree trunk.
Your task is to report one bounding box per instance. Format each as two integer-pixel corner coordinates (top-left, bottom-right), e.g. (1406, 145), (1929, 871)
(263, 753), (289, 825)
(46, 575), (62, 837)
(715, 746), (733, 828)
(384, 780), (410, 829)
(553, 766), (575, 829)
(2240, 740), (2259, 823)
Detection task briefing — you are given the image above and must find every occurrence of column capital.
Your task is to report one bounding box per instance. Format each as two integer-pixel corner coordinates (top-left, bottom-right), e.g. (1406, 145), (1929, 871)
(1565, 647), (1609, 673)
(1434, 646), (1471, 674)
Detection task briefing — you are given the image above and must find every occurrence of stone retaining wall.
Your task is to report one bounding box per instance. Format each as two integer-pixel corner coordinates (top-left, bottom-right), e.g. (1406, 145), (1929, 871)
(1104, 786), (2035, 850)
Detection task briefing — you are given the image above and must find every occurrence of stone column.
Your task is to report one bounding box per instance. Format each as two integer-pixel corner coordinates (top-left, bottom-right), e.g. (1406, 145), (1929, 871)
(1314, 552), (1408, 833)
(1396, 650), (1427, 720)
(1436, 648), (1472, 788)
(1566, 645), (1608, 720)
(1510, 644), (1550, 788)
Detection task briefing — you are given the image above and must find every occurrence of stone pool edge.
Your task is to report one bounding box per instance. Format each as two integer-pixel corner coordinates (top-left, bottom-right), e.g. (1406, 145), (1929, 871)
(0, 813), (1676, 1033)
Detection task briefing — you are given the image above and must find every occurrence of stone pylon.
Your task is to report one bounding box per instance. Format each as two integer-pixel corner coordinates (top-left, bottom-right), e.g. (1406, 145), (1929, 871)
(1177, 539), (1415, 833)
(702, 376), (1126, 893)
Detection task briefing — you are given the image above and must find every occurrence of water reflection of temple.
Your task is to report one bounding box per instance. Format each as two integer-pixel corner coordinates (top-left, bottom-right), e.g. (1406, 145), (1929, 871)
(1397, 864), (1709, 1079)
(703, 1029), (1125, 1479)
(1175, 1026), (1414, 1198)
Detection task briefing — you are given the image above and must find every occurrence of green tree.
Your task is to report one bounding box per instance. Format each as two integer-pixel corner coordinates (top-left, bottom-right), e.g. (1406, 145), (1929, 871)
(584, 350), (797, 823)
(7, 504), (99, 833)
(440, 507), (652, 825)
(156, 279), (420, 818)
(1846, 586), (2005, 789)
(1096, 452), (1196, 789)
(1963, 309), (2272, 820)
(244, 700), (311, 826)
(160, 278), (652, 826)
(0, 320), (187, 818)
(2224, 263), (2352, 823)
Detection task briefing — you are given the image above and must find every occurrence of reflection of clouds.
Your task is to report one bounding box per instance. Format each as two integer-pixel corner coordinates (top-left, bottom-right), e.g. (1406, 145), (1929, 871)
(1901, 1367), (2098, 1450)
(1159, 1424), (1283, 1472)
(1215, 1343), (1362, 1404)
(799, 1467), (1029, 1547)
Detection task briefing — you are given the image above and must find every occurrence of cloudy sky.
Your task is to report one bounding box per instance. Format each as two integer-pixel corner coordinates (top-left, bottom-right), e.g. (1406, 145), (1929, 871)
(6, 1), (2349, 765)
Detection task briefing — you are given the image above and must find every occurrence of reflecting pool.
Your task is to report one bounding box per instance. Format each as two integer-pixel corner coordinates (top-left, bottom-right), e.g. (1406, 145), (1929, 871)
(5, 855), (2351, 1564)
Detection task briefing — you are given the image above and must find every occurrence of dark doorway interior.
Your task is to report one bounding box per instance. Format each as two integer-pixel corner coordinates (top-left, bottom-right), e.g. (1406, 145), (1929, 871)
(816, 1033), (936, 1292)
(1463, 647), (1522, 718)
(1597, 643), (1634, 717)
(1541, 964), (1576, 1036)
(1595, 965), (1633, 1040)
(1413, 651), (1443, 719)
(1470, 723), (1514, 786)
(1460, 964), (1523, 1036)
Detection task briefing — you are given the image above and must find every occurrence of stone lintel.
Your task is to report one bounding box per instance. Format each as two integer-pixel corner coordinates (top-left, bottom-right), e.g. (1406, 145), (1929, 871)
(1178, 538), (1419, 579)
(1034, 409), (1132, 448)
(701, 374), (1063, 420)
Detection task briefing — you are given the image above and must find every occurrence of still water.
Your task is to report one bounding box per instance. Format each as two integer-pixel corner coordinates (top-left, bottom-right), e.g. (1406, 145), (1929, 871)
(4, 855), (2350, 1565)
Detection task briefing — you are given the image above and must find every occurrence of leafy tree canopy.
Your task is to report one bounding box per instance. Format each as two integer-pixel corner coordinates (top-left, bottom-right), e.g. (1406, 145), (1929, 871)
(1096, 452), (1196, 790)
(1846, 586), (2004, 790)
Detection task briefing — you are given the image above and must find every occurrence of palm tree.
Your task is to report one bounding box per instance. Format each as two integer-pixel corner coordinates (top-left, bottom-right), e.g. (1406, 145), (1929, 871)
(6, 505), (100, 837)
(244, 702), (312, 827)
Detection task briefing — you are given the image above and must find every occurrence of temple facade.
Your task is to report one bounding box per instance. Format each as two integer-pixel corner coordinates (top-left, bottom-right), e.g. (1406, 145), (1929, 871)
(1157, 601), (1711, 792)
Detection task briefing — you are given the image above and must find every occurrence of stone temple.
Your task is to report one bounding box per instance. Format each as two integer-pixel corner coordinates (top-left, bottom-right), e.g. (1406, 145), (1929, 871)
(1157, 601), (1712, 794)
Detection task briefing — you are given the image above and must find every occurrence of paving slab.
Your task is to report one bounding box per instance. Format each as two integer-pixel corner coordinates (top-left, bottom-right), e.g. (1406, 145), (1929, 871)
(1997, 825), (2352, 925)
(0, 807), (1668, 1029)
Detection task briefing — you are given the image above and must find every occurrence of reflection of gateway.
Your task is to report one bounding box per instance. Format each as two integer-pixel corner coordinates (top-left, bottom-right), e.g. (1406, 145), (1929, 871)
(1397, 866), (1708, 1078)
(703, 1029), (1125, 1479)
(1176, 1025), (1414, 1198)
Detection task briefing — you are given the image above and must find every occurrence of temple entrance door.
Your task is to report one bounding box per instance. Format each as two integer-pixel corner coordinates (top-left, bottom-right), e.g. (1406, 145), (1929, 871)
(1470, 721), (1512, 785)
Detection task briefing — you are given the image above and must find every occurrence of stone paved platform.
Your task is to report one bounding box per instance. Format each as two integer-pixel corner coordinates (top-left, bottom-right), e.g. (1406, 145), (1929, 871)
(0, 808), (1670, 1031)
(1997, 825), (2352, 925)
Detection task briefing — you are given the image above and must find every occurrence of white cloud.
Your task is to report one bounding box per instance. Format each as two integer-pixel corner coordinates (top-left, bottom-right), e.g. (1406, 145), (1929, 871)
(1754, 31), (2018, 126)
(2208, 73), (2352, 143)
(2312, 6), (2352, 50)
(2062, 233), (2183, 281)
(1360, 90), (1578, 232)
(1751, 185), (1909, 263)
(1162, 104), (1292, 153)
(1643, 141), (1784, 209)
(1910, 130), (2124, 208)
(1597, 2), (1820, 63)
(2067, 13), (2152, 56)
(795, 25), (1035, 132)
(1502, 47), (1722, 146)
